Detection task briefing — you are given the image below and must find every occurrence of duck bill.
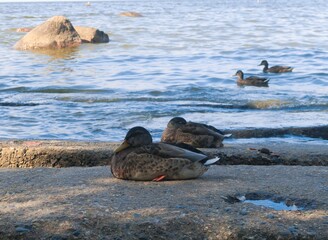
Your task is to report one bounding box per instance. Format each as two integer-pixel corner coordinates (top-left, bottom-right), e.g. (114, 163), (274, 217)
(114, 140), (130, 153)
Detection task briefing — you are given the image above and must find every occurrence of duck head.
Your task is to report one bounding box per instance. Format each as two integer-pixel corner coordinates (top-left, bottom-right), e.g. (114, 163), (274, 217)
(258, 60), (269, 67)
(115, 126), (153, 153)
(234, 70), (244, 79)
(168, 117), (187, 127)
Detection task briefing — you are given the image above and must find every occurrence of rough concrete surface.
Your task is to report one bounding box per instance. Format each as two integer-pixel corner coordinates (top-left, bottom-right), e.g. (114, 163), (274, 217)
(1, 140), (328, 168)
(0, 140), (327, 239)
(0, 166), (327, 239)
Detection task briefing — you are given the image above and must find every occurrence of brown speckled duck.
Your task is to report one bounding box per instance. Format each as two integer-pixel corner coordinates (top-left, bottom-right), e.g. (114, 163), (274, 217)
(161, 117), (231, 148)
(111, 126), (220, 181)
(234, 70), (269, 87)
(259, 60), (293, 73)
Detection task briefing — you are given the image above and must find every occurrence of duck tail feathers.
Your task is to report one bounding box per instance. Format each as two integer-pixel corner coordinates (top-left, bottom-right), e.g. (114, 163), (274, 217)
(204, 157), (220, 166)
(224, 133), (232, 138)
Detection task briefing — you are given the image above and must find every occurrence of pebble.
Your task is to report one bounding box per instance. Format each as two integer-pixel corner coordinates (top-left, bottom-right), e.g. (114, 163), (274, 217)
(51, 235), (66, 240)
(239, 208), (248, 216)
(15, 223), (32, 233)
(72, 230), (80, 237)
(133, 213), (142, 218)
(15, 226), (31, 233)
(266, 213), (275, 219)
(306, 231), (316, 236)
(288, 226), (298, 235)
(224, 207), (232, 212)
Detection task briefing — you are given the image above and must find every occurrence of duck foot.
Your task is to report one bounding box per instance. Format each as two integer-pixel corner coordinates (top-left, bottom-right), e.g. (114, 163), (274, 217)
(153, 175), (166, 182)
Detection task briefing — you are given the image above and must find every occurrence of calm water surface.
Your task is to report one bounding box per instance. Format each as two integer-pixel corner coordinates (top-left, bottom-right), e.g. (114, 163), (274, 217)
(0, 0), (327, 142)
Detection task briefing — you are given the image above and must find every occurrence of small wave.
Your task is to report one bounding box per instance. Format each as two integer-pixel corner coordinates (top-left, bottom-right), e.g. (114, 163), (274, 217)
(0, 102), (39, 107)
(30, 88), (109, 94)
(0, 87), (112, 94)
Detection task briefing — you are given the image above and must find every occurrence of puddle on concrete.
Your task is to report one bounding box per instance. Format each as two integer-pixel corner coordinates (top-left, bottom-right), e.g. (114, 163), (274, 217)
(223, 192), (308, 211)
(243, 199), (304, 211)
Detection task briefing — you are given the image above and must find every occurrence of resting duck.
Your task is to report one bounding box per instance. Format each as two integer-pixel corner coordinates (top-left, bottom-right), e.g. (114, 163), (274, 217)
(259, 60), (293, 73)
(234, 70), (269, 87)
(161, 117), (231, 148)
(111, 126), (220, 181)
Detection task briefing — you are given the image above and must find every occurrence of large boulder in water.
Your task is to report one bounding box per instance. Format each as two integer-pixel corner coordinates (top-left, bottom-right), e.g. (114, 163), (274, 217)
(14, 16), (81, 50)
(74, 26), (109, 43)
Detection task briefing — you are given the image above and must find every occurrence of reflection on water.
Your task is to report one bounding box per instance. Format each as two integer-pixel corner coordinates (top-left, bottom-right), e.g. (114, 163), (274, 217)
(244, 199), (304, 211)
(31, 47), (79, 60)
(0, 0), (327, 141)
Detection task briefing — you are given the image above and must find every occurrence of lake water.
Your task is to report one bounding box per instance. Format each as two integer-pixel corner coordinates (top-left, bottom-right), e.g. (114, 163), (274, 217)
(0, 0), (328, 143)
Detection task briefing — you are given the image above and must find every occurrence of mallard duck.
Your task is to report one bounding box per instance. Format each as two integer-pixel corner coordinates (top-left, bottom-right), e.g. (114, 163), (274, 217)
(111, 126), (220, 181)
(259, 60), (293, 73)
(161, 117), (231, 148)
(234, 70), (269, 87)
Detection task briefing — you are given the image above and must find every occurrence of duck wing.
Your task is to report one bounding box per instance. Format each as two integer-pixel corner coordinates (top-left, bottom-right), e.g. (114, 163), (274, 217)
(269, 65), (293, 73)
(245, 76), (269, 85)
(152, 142), (209, 162)
(167, 142), (205, 154)
(180, 121), (224, 138)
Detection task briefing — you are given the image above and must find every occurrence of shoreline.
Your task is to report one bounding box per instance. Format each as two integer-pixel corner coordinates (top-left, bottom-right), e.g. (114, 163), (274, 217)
(1, 139), (327, 168)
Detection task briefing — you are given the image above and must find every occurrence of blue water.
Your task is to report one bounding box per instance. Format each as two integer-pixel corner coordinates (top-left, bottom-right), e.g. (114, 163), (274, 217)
(0, 0), (328, 142)
(244, 199), (303, 211)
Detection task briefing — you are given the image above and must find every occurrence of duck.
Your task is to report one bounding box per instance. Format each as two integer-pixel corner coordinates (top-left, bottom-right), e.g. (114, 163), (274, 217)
(234, 70), (269, 87)
(259, 60), (293, 73)
(111, 126), (220, 181)
(161, 117), (231, 148)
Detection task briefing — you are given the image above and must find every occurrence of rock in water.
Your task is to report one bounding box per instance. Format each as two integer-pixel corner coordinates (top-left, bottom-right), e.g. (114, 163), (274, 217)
(14, 16), (81, 50)
(16, 27), (33, 33)
(119, 11), (143, 17)
(74, 26), (109, 43)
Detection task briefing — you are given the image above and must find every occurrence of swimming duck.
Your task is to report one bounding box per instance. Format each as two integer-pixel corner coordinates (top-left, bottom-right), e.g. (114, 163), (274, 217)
(111, 126), (220, 181)
(259, 60), (293, 73)
(161, 117), (231, 148)
(234, 70), (269, 87)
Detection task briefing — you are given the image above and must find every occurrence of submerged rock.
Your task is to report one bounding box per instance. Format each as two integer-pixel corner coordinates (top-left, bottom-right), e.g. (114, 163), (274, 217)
(16, 27), (33, 33)
(119, 11), (143, 17)
(74, 26), (109, 43)
(14, 16), (81, 50)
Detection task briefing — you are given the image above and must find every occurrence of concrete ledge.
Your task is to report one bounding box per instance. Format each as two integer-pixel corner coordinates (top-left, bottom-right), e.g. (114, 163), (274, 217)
(0, 166), (327, 239)
(228, 125), (328, 140)
(1, 140), (327, 168)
